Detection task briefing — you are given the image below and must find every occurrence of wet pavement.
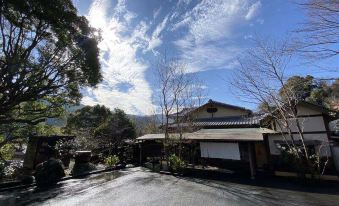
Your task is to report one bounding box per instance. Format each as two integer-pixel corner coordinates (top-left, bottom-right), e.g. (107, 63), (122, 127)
(1, 167), (339, 206)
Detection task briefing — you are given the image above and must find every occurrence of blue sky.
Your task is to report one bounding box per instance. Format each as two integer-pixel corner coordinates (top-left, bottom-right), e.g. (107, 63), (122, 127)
(73, 0), (338, 115)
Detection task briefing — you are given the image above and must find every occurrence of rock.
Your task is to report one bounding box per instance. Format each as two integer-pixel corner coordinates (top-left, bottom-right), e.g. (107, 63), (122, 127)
(71, 162), (96, 176)
(21, 175), (35, 185)
(35, 158), (65, 187)
(74, 151), (91, 163)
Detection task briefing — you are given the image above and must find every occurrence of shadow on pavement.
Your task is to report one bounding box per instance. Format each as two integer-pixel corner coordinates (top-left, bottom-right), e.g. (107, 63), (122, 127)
(179, 169), (339, 195)
(0, 170), (125, 206)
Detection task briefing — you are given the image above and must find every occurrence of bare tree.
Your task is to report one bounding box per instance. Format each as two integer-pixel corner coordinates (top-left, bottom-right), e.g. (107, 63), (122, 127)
(293, 0), (339, 59)
(155, 57), (205, 161)
(231, 37), (330, 177)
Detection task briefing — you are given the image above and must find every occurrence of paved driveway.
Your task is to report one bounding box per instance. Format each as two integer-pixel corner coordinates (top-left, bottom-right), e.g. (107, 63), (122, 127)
(1, 167), (339, 206)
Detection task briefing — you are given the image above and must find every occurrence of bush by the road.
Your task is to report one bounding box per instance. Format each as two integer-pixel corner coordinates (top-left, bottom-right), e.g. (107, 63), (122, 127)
(35, 158), (65, 187)
(169, 154), (185, 173)
(105, 155), (119, 167)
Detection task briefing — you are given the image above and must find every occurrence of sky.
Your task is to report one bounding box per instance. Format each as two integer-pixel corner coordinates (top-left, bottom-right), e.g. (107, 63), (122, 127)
(72, 0), (338, 115)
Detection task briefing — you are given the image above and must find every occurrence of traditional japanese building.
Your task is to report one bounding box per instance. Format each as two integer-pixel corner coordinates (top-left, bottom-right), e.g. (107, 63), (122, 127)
(137, 99), (339, 179)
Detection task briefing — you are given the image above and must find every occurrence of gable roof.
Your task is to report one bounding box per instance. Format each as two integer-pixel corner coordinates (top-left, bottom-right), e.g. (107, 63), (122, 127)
(171, 99), (252, 118)
(201, 99), (252, 113)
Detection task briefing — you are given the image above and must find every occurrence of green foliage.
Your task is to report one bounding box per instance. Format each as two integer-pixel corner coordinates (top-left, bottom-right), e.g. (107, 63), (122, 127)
(65, 106), (136, 151)
(0, 122), (62, 162)
(0, 0), (102, 152)
(94, 108), (136, 148)
(65, 105), (113, 150)
(0, 136), (15, 160)
(0, 0), (102, 125)
(105, 155), (119, 167)
(279, 75), (315, 102)
(55, 139), (77, 157)
(66, 105), (112, 132)
(169, 154), (185, 172)
(1, 161), (23, 180)
(273, 75), (338, 110)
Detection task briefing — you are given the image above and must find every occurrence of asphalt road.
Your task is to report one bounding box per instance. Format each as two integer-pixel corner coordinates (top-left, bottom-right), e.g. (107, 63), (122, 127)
(1, 167), (339, 206)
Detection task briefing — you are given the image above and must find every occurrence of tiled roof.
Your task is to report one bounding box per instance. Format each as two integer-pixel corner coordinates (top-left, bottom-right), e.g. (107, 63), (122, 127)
(168, 114), (267, 128)
(137, 128), (277, 141)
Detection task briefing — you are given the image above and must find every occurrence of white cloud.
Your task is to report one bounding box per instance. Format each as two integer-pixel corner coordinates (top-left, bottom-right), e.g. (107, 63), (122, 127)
(245, 1), (261, 20)
(173, 0), (262, 72)
(81, 0), (263, 113)
(83, 0), (156, 115)
(153, 6), (162, 19)
(147, 14), (169, 51)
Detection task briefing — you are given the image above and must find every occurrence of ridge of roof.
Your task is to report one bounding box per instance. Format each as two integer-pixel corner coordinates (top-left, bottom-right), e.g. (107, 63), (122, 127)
(205, 99), (252, 112)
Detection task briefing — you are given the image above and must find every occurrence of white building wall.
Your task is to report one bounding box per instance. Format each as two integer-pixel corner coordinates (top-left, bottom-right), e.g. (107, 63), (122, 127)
(200, 142), (241, 160)
(194, 105), (249, 119)
(275, 116), (327, 133)
(268, 133), (331, 157)
(297, 105), (322, 116)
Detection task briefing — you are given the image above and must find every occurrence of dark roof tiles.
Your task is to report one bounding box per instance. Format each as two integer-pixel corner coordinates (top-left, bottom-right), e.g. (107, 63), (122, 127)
(168, 114), (266, 128)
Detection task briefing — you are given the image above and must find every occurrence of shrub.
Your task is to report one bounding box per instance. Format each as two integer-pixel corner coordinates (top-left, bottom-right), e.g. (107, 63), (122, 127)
(105, 155), (119, 167)
(4, 161), (23, 179)
(55, 139), (77, 157)
(169, 154), (185, 172)
(35, 158), (65, 187)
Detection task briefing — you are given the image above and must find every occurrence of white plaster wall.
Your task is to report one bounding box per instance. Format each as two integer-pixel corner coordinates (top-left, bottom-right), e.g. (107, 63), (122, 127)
(275, 116), (326, 133)
(297, 105), (322, 116)
(267, 133), (331, 157)
(194, 105), (249, 119)
(200, 142), (241, 160)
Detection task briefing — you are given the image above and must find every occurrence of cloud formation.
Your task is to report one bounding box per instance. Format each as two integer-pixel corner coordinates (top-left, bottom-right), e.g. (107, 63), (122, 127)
(172, 0), (262, 72)
(80, 0), (262, 114)
(83, 0), (156, 115)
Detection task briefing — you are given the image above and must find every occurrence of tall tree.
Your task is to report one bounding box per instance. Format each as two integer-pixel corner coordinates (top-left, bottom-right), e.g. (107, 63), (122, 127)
(0, 0), (102, 125)
(65, 105), (112, 150)
(94, 108), (136, 153)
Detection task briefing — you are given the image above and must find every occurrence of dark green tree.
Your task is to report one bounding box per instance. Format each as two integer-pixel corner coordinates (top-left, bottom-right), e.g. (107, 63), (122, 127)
(257, 75), (339, 113)
(65, 105), (112, 150)
(278, 75), (339, 109)
(279, 75), (315, 102)
(94, 108), (136, 152)
(0, 0), (102, 125)
(0, 0), (102, 153)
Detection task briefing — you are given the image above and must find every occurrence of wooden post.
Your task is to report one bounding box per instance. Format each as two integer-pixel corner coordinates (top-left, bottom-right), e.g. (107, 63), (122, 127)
(139, 141), (143, 166)
(248, 142), (256, 179)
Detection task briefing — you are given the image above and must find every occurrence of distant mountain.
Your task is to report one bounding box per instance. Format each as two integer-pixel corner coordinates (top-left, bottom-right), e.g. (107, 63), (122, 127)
(46, 104), (85, 127)
(64, 104), (85, 113)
